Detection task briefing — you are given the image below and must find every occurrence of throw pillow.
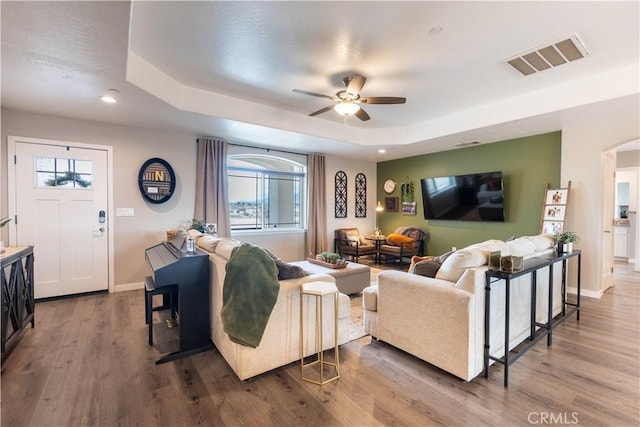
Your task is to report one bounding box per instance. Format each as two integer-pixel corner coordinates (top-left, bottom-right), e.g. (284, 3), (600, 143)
(358, 235), (369, 245)
(346, 235), (360, 246)
(196, 235), (222, 253)
(506, 237), (536, 257)
(436, 250), (455, 264)
(275, 262), (308, 280)
(263, 248), (308, 280)
(526, 234), (555, 251)
(386, 233), (415, 249)
(408, 255), (434, 273)
(413, 259), (442, 278)
(435, 248), (486, 282)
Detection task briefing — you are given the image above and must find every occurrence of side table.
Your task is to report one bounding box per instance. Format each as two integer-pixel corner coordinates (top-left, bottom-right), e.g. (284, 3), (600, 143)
(299, 281), (340, 385)
(366, 236), (386, 264)
(484, 250), (581, 387)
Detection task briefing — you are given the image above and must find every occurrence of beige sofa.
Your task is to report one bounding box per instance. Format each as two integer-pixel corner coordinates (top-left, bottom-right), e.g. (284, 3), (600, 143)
(363, 234), (564, 381)
(195, 236), (351, 380)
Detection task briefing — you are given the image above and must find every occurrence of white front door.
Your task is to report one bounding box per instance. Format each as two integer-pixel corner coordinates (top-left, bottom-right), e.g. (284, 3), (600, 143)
(10, 139), (109, 299)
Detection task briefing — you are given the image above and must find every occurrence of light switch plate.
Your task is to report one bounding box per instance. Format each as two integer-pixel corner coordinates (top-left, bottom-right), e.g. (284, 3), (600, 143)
(116, 208), (135, 217)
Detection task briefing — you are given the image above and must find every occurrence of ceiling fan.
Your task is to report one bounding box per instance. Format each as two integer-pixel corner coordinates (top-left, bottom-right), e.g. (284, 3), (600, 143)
(292, 74), (406, 121)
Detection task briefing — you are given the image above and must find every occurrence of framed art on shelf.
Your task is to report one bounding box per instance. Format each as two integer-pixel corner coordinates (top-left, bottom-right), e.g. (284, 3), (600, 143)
(385, 197), (399, 212)
(543, 205), (566, 221)
(545, 188), (568, 205)
(542, 220), (564, 235)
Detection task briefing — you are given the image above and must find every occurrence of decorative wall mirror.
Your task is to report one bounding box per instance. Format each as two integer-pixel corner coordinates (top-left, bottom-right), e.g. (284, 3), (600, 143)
(335, 171), (347, 218)
(355, 172), (367, 218)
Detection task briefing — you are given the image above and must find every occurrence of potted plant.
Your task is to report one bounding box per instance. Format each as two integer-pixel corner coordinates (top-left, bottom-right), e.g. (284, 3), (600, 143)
(555, 231), (580, 253)
(320, 251), (341, 264)
(0, 216), (12, 254)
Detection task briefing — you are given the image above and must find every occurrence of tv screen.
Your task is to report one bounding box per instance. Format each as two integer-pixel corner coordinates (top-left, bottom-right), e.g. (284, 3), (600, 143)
(420, 171), (505, 222)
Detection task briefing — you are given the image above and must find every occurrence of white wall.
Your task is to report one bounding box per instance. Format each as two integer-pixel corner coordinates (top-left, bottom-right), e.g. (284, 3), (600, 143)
(1, 109), (199, 288)
(1, 109), (378, 285)
(562, 111), (640, 296)
(324, 155), (377, 253)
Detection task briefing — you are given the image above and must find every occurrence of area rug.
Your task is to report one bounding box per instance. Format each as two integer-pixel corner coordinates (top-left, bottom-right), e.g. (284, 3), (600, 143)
(347, 267), (383, 341)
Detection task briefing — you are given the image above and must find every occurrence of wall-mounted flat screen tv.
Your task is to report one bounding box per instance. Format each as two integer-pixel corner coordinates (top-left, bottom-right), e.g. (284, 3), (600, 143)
(420, 171), (505, 222)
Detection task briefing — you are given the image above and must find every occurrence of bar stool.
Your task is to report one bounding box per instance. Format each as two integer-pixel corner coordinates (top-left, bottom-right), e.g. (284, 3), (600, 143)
(144, 276), (178, 346)
(299, 281), (340, 385)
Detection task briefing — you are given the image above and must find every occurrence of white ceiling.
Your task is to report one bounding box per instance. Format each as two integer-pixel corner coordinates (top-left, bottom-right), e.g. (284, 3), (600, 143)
(2, 1), (639, 161)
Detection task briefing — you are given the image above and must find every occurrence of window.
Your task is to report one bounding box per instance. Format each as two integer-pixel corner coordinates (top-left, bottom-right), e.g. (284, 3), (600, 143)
(35, 157), (92, 188)
(228, 155), (305, 231)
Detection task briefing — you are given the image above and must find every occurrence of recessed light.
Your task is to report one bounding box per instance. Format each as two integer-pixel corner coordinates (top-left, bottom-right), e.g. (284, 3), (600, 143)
(378, 149), (386, 154)
(101, 89), (120, 103)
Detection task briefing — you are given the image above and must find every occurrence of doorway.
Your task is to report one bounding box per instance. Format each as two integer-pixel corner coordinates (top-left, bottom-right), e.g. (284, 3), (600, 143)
(612, 140), (640, 279)
(7, 136), (114, 298)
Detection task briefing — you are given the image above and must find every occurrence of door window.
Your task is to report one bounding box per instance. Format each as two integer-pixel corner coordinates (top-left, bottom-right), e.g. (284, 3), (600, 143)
(35, 157), (93, 188)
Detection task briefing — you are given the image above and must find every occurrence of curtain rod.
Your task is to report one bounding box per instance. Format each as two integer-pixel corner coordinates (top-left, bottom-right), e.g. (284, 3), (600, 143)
(228, 142), (309, 157)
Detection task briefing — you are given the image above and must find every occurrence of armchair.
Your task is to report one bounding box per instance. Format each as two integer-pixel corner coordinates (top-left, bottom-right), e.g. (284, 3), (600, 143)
(378, 226), (429, 265)
(334, 228), (377, 263)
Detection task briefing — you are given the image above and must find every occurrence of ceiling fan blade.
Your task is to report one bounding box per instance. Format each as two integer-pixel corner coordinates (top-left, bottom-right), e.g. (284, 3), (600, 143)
(360, 97), (406, 104)
(292, 89), (334, 100)
(309, 105), (335, 117)
(355, 107), (370, 121)
(345, 74), (367, 96)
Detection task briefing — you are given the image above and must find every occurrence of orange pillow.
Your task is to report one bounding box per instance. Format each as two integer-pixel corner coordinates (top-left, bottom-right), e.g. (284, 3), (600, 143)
(386, 233), (415, 249)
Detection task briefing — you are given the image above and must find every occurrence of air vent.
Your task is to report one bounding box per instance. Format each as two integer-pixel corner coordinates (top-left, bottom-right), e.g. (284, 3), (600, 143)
(505, 34), (590, 76)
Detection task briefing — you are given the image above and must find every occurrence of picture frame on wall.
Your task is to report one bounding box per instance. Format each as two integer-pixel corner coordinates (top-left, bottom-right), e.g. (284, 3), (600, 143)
(385, 197), (399, 212)
(402, 201), (417, 215)
(545, 188), (568, 205)
(542, 220), (564, 235)
(543, 205), (566, 221)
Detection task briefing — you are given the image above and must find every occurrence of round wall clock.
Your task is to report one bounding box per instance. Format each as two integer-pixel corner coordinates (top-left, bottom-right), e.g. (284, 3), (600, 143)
(138, 158), (176, 204)
(384, 179), (396, 194)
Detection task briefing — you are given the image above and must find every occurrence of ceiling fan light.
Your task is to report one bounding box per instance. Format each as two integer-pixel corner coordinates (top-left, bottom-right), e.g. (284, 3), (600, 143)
(334, 101), (360, 116)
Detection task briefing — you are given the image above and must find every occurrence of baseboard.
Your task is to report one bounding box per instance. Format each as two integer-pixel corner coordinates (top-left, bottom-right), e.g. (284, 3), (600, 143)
(568, 286), (602, 299)
(115, 281), (144, 292)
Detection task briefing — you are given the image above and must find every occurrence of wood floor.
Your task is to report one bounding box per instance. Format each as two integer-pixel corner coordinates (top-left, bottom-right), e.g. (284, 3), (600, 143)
(1, 270), (638, 426)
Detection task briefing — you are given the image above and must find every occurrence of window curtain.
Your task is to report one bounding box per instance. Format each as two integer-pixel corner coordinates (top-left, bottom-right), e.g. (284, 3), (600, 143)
(195, 137), (231, 237)
(306, 154), (327, 256)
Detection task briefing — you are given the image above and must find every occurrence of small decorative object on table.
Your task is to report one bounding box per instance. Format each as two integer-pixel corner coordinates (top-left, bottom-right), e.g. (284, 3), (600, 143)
(204, 223), (218, 236)
(307, 252), (347, 269)
(500, 255), (524, 273)
(555, 231), (580, 253)
(488, 250), (501, 271)
(0, 216), (12, 254)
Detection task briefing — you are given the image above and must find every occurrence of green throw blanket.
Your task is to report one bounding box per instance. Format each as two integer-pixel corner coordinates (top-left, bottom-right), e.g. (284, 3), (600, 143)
(222, 242), (280, 348)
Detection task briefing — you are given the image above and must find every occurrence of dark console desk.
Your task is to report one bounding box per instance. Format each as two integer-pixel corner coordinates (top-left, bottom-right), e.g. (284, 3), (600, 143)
(1, 246), (35, 364)
(484, 250), (581, 387)
(145, 242), (212, 364)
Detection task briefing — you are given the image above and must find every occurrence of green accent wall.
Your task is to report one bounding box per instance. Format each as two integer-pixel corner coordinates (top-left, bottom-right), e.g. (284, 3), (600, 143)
(377, 132), (561, 255)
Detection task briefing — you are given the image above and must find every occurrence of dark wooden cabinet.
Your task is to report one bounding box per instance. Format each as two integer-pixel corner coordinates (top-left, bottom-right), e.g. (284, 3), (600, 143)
(1, 246), (35, 364)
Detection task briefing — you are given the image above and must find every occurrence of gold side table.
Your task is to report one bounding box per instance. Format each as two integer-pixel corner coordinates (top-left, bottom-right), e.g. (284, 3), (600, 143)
(300, 281), (340, 385)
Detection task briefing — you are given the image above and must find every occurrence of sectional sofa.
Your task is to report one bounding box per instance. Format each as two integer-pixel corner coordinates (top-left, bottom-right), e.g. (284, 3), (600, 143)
(193, 235), (351, 380)
(362, 235), (565, 381)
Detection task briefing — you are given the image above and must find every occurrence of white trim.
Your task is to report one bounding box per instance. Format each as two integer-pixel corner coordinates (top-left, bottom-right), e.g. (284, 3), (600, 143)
(115, 282), (144, 292)
(568, 286), (602, 299)
(7, 135), (115, 294)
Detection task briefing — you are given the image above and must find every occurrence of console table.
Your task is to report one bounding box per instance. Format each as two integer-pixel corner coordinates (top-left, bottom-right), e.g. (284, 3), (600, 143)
(484, 250), (581, 387)
(1, 246), (35, 364)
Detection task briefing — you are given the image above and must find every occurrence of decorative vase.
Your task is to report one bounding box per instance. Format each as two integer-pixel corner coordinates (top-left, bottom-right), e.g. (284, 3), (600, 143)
(558, 242), (573, 253)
